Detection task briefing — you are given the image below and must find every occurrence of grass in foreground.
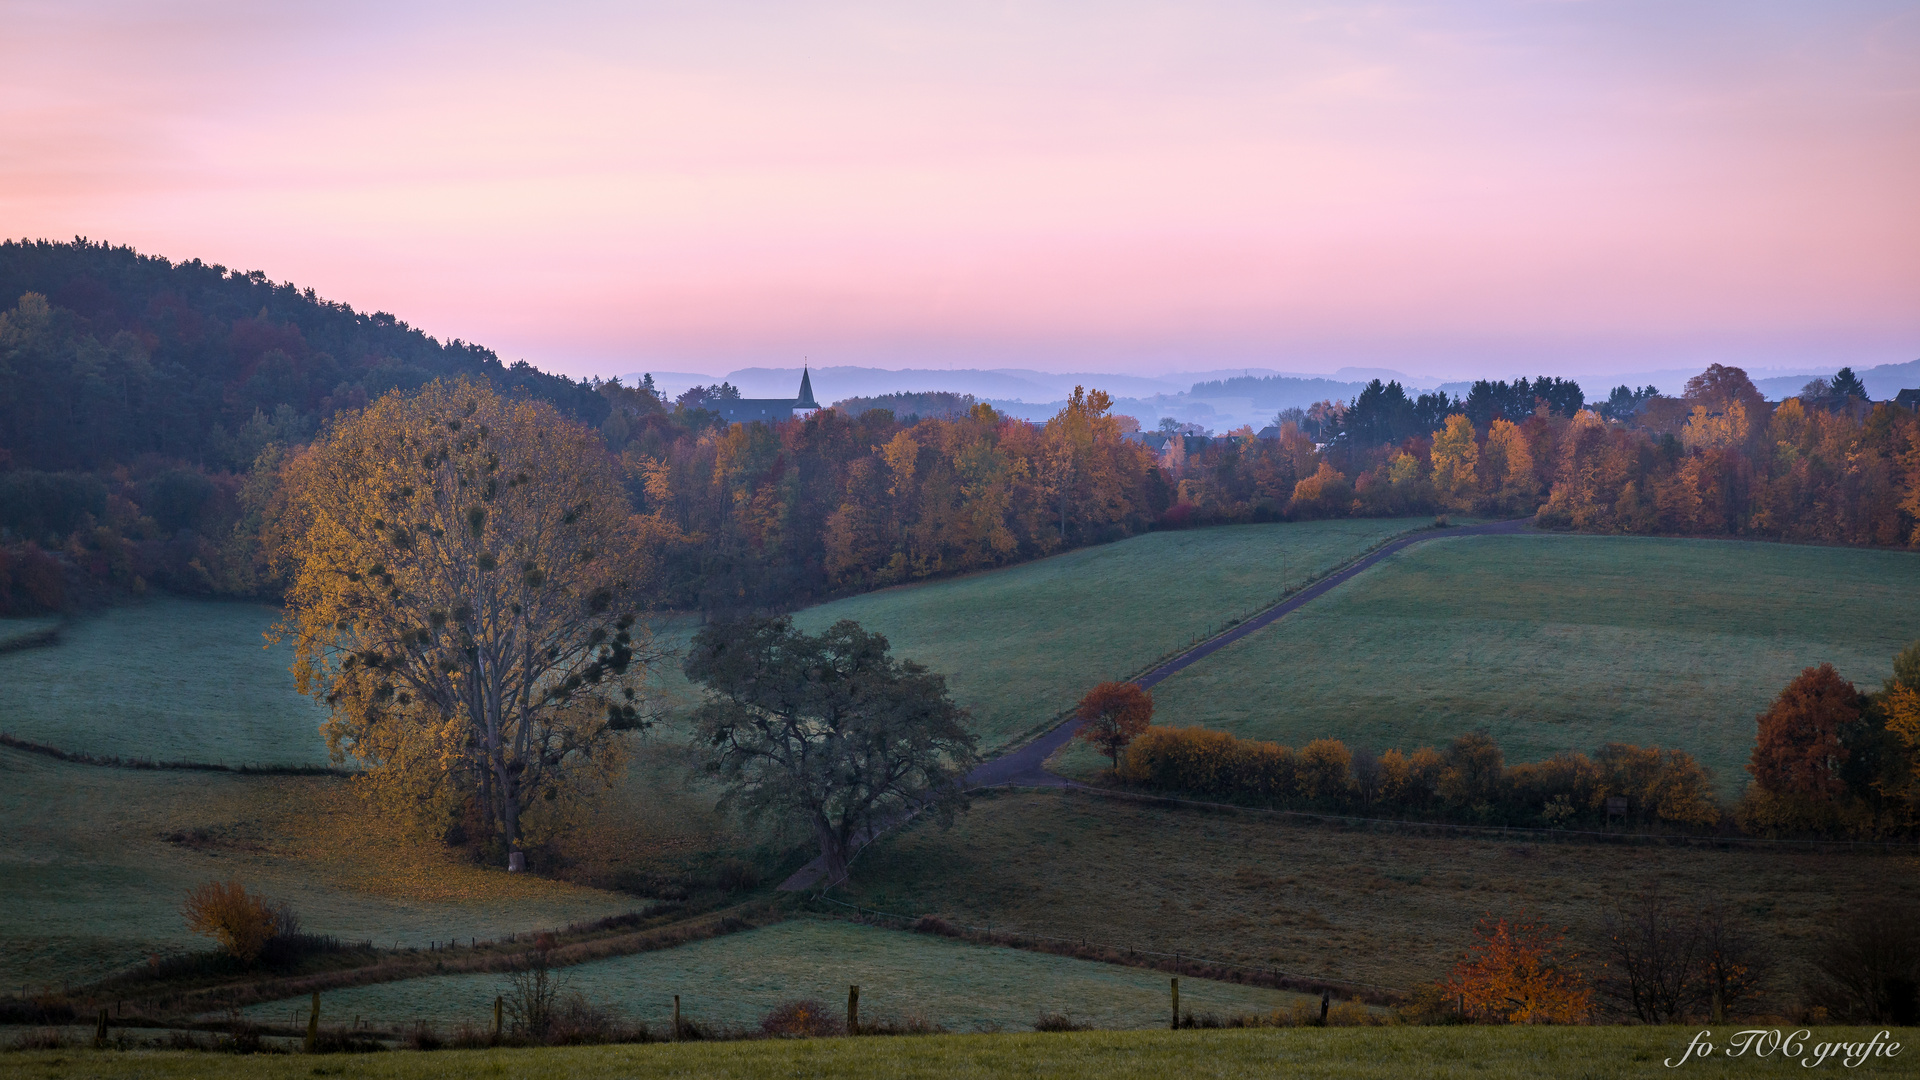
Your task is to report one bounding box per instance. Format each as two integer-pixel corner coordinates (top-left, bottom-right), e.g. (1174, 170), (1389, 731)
(3, 1027), (1911, 1079)
(838, 788), (1916, 992)
(786, 518), (1438, 749)
(1129, 533), (1920, 791)
(240, 919), (1317, 1031)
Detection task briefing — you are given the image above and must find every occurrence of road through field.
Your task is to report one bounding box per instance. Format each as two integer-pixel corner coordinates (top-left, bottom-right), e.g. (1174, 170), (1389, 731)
(780, 517), (1526, 890)
(965, 517), (1530, 788)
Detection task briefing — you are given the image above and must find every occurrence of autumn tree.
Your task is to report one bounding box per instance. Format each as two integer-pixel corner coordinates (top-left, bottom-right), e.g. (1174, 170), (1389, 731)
(1880, 641), (1920, 782)
(1429, 414), (1479, 510)
(1074, 681), (1153, 773)
(685, 617), (978, 886)
(277, 379), (651, 864)
(1747, 663), (1862, 802)
(1446, 913), (1592, 1024)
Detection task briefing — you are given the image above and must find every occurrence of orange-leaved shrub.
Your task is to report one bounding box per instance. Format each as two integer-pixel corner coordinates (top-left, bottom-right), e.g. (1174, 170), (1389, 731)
(1445, 914), (1592, 1024)
(181, 879), (286, 964)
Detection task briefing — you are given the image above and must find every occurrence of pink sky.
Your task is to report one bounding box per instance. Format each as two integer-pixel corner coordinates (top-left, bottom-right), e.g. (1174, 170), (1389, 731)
(3, 1), (1917, 379)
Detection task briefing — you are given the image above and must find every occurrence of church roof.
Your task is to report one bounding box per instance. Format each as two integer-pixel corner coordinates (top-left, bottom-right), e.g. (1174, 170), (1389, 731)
(796, 367), (818, 409)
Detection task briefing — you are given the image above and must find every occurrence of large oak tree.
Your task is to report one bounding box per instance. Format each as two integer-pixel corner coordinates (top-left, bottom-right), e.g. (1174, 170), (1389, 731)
(277, 379), (652, 863)
(684, 617), (977, 886)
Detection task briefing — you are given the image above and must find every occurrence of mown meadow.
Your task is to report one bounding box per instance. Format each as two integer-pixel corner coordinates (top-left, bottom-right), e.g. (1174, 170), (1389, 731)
(1113, 533), (1920, 791)
(0, 601), (328, 767)
(240, 919), (1318, 1032)
(0, 748), (634, 990)
(835, 787), (1916, 993)
(786, 517), (1437, 748)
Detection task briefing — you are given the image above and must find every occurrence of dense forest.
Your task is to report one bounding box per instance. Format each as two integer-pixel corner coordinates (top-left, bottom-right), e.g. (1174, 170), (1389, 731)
(2, 240), (1917, 618)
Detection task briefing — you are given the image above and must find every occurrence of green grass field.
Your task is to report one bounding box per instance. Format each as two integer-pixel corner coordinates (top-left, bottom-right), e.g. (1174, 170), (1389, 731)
(782, 519), (1437, 749)
(838, 788), (1912, 992)
(5, 1027), (1912, 1078)
(1121, 534), (1920, 791)
(0, 615), (61, 651)
(240, 919), (1317, 1032)
(0, 600), (329, 767)
(0, 750), (633, 990)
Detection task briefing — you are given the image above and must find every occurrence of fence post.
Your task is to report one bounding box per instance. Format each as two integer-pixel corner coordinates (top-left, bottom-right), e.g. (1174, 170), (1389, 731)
(847, 985), (859, 1035)
(672, 995), (680, 1042)
(305, 992), (319, 1051)
(1170, 977), (1179, 1030)
(493, 995), (503, 1042)
(94, 1008), (107, 1048)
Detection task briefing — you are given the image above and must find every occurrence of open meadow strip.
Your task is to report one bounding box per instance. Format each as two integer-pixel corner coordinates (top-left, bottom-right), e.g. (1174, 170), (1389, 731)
(236, 919), (1317, 1032)
(781, 518), (1439, 749)
(1, 1027), (1911, 1078)
(1119, 533), (1920, 792)
(0, 749), (636, 990)
(835, 788), (1918, 993)
(0, 600), (329, 767)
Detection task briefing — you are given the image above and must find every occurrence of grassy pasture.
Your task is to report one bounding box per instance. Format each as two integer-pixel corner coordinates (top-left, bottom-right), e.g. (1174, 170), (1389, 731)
(837, 788), (1916, 993)
(0, 616), (61, 652)
(1116, 534), (1920, 792)
(240, 919), (1316, 1032)
(0, 600), (328, 767)
(777, 518), (1438, 749)
(0, 750), (634, 990)
(5, 1027), (1911, 1078)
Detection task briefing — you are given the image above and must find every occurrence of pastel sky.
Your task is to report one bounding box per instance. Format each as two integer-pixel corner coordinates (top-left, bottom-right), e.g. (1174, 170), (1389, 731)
(3, 1), (1917, 379)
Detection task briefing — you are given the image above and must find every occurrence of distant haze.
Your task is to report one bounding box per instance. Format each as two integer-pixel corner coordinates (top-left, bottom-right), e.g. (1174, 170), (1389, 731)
(635, 358), (1920, 433)
(4, 3), (1916, 380)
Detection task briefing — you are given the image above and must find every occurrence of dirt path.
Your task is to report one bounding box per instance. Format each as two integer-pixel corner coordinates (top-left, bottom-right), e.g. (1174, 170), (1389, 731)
(963, 517), (1530, 788)
(780, 517), (1530, 890)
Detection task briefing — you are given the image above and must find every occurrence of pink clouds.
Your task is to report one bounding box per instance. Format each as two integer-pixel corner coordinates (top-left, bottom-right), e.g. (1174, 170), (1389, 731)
(2, 1), (1916, 377)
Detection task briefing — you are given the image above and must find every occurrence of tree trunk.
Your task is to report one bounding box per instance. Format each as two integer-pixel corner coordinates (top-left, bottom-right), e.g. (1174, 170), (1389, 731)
(814, 820), (851, 887)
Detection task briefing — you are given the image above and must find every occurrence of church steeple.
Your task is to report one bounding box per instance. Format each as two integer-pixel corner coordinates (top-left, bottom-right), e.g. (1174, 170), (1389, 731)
(795, 365), (818, 409)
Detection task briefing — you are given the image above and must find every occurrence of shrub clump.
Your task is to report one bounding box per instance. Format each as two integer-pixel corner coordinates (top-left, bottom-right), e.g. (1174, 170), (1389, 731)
(180, 880), (294, 965)
(759, 999), (844, 1038)
(1117, 726), (1720, 829)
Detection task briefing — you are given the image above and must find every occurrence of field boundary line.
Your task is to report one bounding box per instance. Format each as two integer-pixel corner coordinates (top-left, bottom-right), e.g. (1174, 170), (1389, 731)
(1002, 780), (1920, 855)
(809, 895), (1406, 1003)
(88, 901), (786, 1021)
(0, 732), (353, 776)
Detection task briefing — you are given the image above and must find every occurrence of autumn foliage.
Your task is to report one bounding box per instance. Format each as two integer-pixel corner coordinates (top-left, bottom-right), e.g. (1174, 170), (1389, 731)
(1074, 682), (1153, 771)
(181, 879), (283, 965)
(1118, 725), (1720, 827)
(1446, 914), (1592, 1024)
(277, 379), (649, 861)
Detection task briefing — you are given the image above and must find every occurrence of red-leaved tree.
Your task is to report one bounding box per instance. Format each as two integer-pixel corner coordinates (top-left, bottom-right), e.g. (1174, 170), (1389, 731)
(1749, 663), (1861, 800)
(1075, 682), (1153, 773)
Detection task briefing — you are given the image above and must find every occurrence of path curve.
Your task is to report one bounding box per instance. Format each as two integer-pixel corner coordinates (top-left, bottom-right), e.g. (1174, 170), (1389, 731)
(780, 516), (1530, 890)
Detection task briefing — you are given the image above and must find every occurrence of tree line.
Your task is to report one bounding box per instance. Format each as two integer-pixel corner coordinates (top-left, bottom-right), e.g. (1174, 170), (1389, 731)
(1081, 638), (1920, 839)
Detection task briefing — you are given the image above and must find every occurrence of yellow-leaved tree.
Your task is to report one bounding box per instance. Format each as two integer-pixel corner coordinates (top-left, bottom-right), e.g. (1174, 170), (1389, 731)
(1430, 414), (1480, 511)
(276, 379), (654, 865)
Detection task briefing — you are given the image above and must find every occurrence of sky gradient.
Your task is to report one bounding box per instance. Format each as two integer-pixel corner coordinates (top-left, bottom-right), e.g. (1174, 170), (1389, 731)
(3, 1), (1917, 380)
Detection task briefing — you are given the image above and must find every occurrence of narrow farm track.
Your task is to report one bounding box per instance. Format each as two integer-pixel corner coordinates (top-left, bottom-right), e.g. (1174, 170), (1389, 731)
(779, 517), (1530, 890)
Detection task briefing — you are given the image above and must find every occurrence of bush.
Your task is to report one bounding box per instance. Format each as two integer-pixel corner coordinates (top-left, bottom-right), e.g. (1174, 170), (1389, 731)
(181, 880), (288, 964)
(1033, 1011), (1092, 1032)
(759, 999), (844, 1038)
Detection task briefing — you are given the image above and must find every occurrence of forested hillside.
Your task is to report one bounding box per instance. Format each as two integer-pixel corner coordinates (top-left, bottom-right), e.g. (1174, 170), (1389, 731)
(0, 239), (604, 473)
(0, 240), (605, 611)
